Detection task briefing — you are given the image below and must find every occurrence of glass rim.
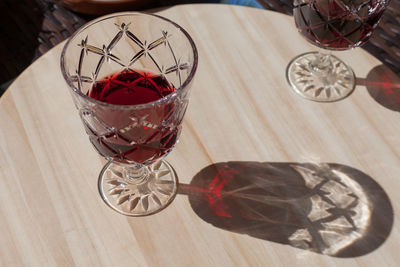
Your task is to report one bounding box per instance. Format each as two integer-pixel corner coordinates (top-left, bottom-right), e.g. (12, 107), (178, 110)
(60, 11), (198, 110)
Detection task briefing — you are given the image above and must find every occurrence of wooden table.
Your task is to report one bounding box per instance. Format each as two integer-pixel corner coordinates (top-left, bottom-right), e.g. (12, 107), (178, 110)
(1, 4), (400, 266)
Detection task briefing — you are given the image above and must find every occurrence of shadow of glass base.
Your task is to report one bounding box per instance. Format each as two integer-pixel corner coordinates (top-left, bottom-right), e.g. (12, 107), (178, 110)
(359, 64), (400, 112)
(179, 162), (393, 257)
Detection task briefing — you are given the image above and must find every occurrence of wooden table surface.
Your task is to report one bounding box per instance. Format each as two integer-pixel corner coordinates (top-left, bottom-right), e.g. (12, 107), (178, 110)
(1, 4), (400, 267)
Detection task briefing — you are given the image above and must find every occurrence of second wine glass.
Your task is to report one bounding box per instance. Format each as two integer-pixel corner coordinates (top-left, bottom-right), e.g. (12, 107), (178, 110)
(286, 0), (390, 102)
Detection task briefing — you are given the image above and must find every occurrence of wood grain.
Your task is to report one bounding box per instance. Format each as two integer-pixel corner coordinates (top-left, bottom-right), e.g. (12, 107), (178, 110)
(1, 4), (400, 266)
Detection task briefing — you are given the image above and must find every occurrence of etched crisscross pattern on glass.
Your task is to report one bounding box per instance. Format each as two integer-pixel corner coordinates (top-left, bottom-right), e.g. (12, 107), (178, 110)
(68, 22), (191, 93)
(294, 0), (388, 50)
(62, 14), (195, 166)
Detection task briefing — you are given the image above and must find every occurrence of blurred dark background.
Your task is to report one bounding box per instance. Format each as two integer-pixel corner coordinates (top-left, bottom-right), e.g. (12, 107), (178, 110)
(0, 0), (399, 96)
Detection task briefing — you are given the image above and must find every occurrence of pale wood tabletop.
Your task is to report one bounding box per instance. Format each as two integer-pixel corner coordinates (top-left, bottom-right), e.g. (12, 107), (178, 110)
(1, 4), (400, 267)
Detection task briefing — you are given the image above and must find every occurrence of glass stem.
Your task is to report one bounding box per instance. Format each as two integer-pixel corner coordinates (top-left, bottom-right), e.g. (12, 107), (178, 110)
(310, 49), (333, 75)
(119, 162), (149, 184)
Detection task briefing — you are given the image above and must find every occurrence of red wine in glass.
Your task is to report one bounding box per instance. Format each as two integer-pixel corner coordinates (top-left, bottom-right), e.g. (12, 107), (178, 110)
(89, 69), (175, 105)
(294, 0), (387, 50)
(85, 69), (179, 164)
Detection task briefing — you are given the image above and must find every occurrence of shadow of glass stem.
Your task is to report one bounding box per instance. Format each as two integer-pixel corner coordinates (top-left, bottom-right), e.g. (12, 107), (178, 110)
(179, 162), (393, 257)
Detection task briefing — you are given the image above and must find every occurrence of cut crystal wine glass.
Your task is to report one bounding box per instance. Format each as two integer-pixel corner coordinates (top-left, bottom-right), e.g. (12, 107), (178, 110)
(287, 0), (390, 102)
(61, 12), (198, 216)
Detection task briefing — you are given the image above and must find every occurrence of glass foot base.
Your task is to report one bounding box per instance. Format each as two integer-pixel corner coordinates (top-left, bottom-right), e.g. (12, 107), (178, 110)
(98, 160), (178, 216)
(286, 52), (355, 102)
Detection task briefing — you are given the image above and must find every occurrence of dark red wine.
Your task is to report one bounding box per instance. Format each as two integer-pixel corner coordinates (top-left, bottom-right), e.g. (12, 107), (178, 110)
(294, 0), (386, 50)
(89, 69), (174, 105)
(85, 69), (178, 164)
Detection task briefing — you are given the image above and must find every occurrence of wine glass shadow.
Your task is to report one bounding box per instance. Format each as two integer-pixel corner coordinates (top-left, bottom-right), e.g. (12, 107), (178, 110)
(178, 162), (393, 257)
(358, 64), (400, 112)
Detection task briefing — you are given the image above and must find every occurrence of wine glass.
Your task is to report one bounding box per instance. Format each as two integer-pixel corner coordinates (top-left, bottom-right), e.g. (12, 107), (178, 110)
(61, 12), (198, 216)
(286, 0), (390, 102)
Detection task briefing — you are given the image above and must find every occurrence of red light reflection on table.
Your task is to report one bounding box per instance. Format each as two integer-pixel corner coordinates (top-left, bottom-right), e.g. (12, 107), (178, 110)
(206, 167), (236, 218)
